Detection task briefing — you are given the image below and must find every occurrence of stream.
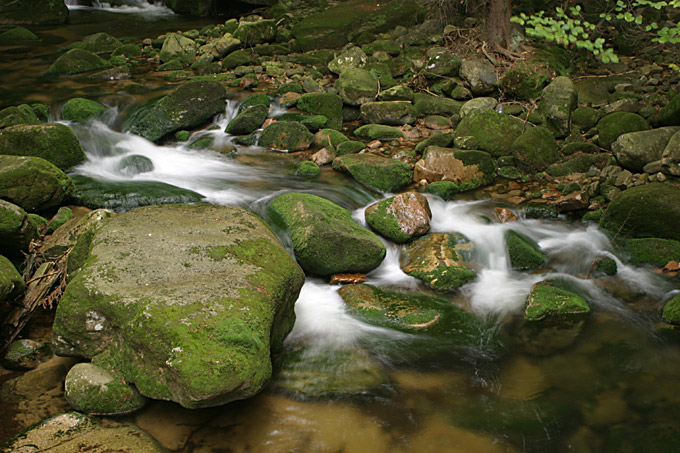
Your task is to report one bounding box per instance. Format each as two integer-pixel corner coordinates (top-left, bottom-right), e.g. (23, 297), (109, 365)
(1, 3), (680, 452)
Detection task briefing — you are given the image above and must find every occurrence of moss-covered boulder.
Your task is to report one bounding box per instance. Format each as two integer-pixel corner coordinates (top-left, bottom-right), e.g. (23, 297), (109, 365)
(423, 47), (460, 79)
(546, 152), (608, 177)
(459, 97), (497, 118)
(328, 46), (367, 74)
(225, 104), (268, 135)
(295, 160), (320, 177)
(365, 192), (430, 243)
(524, 279), (590, 323)
(233, 18), (277, 45)
(0, 104), (40, 129)
(538, 76), (578, 138)
(0, 199), (39, 255)
(2, 412), (166, 452)
(611, 126), (680, 173)
(596, 111), (649, 150)
(353, 123), (404, 140)
(615, 237), (680, 268)
(336, 140), (366, 155)
(332, 153), (412, 192)
(401, 232), (477, 291)
(505, 230), (545, 271)
(80, 32), (121, 53)
(111, 43), (141, 58)
(0, 25), (38, 42)
(453, 110), (524, 157)
(359, 101), (415, 126)
(600, 183), (680, 241)
(46, 49), (112, 75)
(413, 146), (495, 186)
(52, 204), (305, 409)
(413, 93), (462, 117)
(511, 126), (559, 173)
(222, 49), (251, 70)
(659, 93), (680, 127)
(62, 97), (108, 123)
(159, 32), (197, 64)
(64, 363), (147, 415)
(268, 192), (385, 275)
(0, 123), (85, 171)
(0, 254), (24, 303)
(0, 155), (73, 212)
(125, 80), (227, 141)
(378, 84), (414, 102)
(208, 33), (241, 58)
(335, 68), (379, 106)
(663, 294), (680, 325)
(314, 128), (348, 150)
(296, 93), (343, 130)
(258, 121), (314, 151)
(661, 130), (680, 176)
(500, 61), (552, 101)
(0, 0), (68, 25)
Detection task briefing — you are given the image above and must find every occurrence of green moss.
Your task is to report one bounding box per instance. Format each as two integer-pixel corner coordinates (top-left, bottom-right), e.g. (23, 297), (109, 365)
(413, 93), (463, 117)
(112, 43), (141, 58)
(226, 104), (268, 136)
(295, 161), (320, 177)
(616, 238), (680, 267)
(62, 98), (107, 123)
(314, 128), (348, 150)
(0, 104), (40, 129)
(0, 123), (86, 171)
(500, 61), (552, 100)
(332, 153), (412, 192)
(596, 112), (649, 150)
(335, 140), (365, 155)
(296, 93), (343, 130)
(511, 126), (559, 173)
(662, 294), (680, 324)
(354, 124), (404, 140)
(258, 121), (314, 151)
(525, 280), (590, 323)
(505, 230), (545, 271)
(222, 50), (251, 70)
(158, 59), (183, 71)
(47, 49), (112, 75)
(453, 110), (525, 157)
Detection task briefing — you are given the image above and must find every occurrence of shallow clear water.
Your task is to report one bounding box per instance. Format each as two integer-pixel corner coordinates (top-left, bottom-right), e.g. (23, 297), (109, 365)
(1, 6), (680, 453)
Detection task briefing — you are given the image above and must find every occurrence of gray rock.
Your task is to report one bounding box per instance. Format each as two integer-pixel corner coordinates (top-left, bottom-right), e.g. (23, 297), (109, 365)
(335, 68), (379, 106)
(359, 101), (415, 125)
(611, 127), (680, 173)
(661, 130), (680, 176)
(159, 33), (197, 65)
(328, 46), (367, 74)
(459, 59), (497, 96)
(538, 76), (578, 138)
(459, 97), (498, 118)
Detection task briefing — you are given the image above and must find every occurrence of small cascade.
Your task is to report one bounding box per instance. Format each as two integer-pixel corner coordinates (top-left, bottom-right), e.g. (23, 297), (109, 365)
(66, 0), (173, 15)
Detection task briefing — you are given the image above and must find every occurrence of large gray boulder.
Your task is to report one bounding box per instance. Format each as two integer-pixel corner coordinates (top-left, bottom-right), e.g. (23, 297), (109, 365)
(0, 123), (86, 171)
(612, 127), (680, 172)
(538, 76), (578, 138)
(125, 81), (228, 141)
(268, 192), (386, 275)
(0, 155), (74, 212)
(159, 32), (197, 65)
(51, 204), (305, 409)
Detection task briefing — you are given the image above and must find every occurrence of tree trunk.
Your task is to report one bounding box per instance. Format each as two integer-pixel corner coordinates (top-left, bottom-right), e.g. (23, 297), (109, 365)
(485, 0), (513, 49)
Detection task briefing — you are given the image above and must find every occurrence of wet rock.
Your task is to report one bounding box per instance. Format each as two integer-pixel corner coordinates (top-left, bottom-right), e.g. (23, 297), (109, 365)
(336, 140), (366, 155)
(0, 155), (74, 212)
(414, 146), (495, 186)
(46, 49), (111, 75)
(296, 93), (343, 130)
(453, 110), (524, 157)
(505, 230), (545, 271)
(209, 33), (241, 58)
(328, 46), (367, 74)
(3, 411), (166, 452)
(125, 80), (228, 141)
(524, 279), (590, 323)
(238, 93), (270, 113)
(222, 49), (251, 70)
(360, 101), (415, 125)
(0, 26), (38, 42)
(159, 32), (197, 65)
(225, 104), (268, 135)
(524, 202), (558, 219)
(0, 200), (39, 256)
(0, 0), (68, 25)
(2, 339), (51, 370)
(365, 192), (431, 243)
(611, 126), (679, 172)
(0, 104), (40, 129)
(353, 123), (404, 140)
(600, 183), (680, 241)
(662, 294), (680, 325)
(415, 132), (454, 152)
(62, 97), (108, 123)
(401, 232), (477, 291)
(0, 123), (85, 171)
(112, 43), (141, 58)
(335, 68), (379, 106)
(117, 155), (154, 176)
(268, 192), (385, 275)
(314, 128), (349, 151)
(259, 120), (314, 151)
(0, 364), (67, 403)
(615, 238), (680, 268)
(495, 207), (518, 223)
(555, 191), (589, 212)
(332, 153), (412, 192)
(0, 254), (25, 303)
(596, 111), (649, 150)
(233, 18), (277, 45)
(81, 32), (121, 53)
(511, 126), (559, 173)
(52, 204), (305, 409)
(538, 76), (578, 138)
(296, 160), (321, 177)
(459, 59), (497, 96)
(64, 363), (147, 415)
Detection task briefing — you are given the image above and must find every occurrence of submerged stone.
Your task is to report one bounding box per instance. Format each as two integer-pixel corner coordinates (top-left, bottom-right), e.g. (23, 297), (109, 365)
(52, 204), (305, 409)
(401, 233), (477, 291)
(268, 192), (386, 275)
(524, 279), (590, 323)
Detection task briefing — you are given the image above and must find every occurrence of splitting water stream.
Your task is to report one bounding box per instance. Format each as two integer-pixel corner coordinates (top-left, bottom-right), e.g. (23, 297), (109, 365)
(1, 4), (680, 452)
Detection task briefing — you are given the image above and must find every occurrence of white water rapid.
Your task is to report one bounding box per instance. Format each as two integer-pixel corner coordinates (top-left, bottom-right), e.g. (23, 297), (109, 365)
(66, 0), (173, 16)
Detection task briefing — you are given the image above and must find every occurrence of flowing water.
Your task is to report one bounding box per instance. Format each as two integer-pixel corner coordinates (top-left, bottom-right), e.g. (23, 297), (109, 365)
(2, 5), (680, 452)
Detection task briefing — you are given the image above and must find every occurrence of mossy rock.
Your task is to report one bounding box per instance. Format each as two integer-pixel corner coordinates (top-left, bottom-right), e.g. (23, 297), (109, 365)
(615, 238), (680, 268)
(296, 93), (343, 130)
(0, 26), (39, 43)
(332, 153), (412, 192)
(511, 126), (559, 173)
(46, 206), (73, 234)
(415, 132), (454, 153)
(82, 32), (121, 53)
(267, 192), (386, 275)
(52, 204), (305, 408)
(524, 279), (590, 324)
(222, 49), (252, 70)
(378, 84), (414, 102)
(159, 32), (197, 64)
(225, 104), (268, 135)
(117, 154), (154, 176)
(596, 112), (649, 150)
(62, 97), (108, 123)
(354, 124), (403, 140)
(572, 106), (600, 131)
(424, 180), (464, 200)
(336, 140), (365, 155)
(0, 199), (39, 256)
(538, 76), (578, 138)
(500, 61), (552, 101)
(295, 160), (320, 177)
(0, 0), (68, 25)
(505, 230), (545, 271)
(0, 155), (74, 212)
(414, 146), (495, 186)
(400, 232), (477, 291)
(600, 183), (680, 241)
(314, 128), (348, 150)
(546, 153), (606, 177)
(413, 93), (462, 117)
(233, 19), (277, 45)
(335, 67), (379, 106)
(237, 93), (270, 113)
(659, 93), (680, 127)
(258, 121), (314, 151)
(111, 43), (141, 58)
(364, 192), (430, 243)
(0, 123), (86, 170)
(158, 59), (183, 71)
(524, 202), (558, 220)
(663, 294), (680, 325)
(125, 80), (228, 141)
(64, 363), (147, 415)
(0, 254), (25, 302)
(1, 339), (51, 371)
(0, 104), (40, 129)
(453, 110), (524, 157)
(47, 48), (112, 75)
(360, 101), (415, 126)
